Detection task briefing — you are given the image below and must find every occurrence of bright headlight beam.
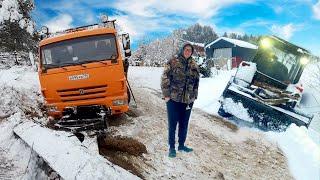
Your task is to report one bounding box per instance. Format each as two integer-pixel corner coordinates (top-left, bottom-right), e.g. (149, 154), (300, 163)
(260, 38), (272, 49)
(300, 57), (309, 65)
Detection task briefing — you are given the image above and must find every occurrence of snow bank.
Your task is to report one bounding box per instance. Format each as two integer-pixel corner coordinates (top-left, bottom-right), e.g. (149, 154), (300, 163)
(0, 66), (39, 89)
(193, 69), (236, 114)
(14, 121), (139, 180)
(267, 125), (320, 180)
(299, 62), (320, 133)
(0, 113), (49, 179)
(0, 66), (43, 121)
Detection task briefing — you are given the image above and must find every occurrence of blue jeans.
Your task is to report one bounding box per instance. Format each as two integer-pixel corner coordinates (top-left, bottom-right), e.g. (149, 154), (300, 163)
(166, 99), (193, 149)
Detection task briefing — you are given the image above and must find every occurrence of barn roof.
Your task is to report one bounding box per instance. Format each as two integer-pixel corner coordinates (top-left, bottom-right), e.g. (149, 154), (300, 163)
(205, 37), (258, 49)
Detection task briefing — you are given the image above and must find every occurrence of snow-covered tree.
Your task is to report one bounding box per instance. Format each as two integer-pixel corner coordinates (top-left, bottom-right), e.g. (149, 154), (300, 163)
(221, 32), (260, 45)
(179, 23), (218, 45)
(228, 33), (238, 39)
(0, 0), (37, 53)
(130, 34), (181, 66)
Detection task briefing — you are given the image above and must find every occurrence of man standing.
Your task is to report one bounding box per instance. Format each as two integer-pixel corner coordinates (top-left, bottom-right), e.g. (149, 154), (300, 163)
(161, 43), (200, 158)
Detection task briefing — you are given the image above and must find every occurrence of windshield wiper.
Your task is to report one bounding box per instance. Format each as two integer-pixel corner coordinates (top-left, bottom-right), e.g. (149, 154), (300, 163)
(62, 62), (90, 69)
(98, 61), (108, 65)
(60, 66), (68, 70)
(44, 64), (67, 70)
(58, 63), (77, 70)
(80, 60), (95, 65)
(60, 62), (75, 67)
(78, 63), (87, 68)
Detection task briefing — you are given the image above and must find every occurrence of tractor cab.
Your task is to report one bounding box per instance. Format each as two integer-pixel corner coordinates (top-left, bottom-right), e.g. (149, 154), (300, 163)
(252, 36), (311, 89)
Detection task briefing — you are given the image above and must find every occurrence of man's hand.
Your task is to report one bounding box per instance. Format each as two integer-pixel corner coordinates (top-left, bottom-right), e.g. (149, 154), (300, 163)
(164, 97), (170, 102)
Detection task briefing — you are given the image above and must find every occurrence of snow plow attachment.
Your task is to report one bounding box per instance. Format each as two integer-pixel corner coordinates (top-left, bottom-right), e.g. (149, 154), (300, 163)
(218, 79), (313, 131)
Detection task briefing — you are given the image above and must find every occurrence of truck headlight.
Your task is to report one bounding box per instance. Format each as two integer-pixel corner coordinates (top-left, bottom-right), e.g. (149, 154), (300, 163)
(112, 99), (126, 106)
(300, 57), (309, 65)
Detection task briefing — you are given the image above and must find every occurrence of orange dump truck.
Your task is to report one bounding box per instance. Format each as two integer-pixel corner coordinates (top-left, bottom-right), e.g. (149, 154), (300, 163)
(38, 18), (132, 131)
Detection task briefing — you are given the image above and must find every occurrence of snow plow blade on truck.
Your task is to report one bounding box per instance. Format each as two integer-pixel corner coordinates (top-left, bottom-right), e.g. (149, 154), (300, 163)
(218, 36), (314, 131)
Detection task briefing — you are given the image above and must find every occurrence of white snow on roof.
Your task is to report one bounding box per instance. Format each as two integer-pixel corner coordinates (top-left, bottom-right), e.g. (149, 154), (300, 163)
(188, 41), (204, 47)
(181, 39), (205, 47)
(205, 37), (258, 49)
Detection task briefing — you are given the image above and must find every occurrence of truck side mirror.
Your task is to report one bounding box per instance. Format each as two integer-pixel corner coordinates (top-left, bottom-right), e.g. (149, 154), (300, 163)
(122, 33), (131, 57)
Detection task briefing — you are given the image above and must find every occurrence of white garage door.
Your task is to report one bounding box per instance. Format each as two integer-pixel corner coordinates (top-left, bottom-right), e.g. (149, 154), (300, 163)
(213, 48), (232, 59)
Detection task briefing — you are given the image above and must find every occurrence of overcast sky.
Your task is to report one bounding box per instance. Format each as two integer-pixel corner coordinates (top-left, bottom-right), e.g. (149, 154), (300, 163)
(33, 0), (320, 55)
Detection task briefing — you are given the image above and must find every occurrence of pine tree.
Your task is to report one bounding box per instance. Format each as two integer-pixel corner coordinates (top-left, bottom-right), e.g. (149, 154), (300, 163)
(243, 34), (249, 41)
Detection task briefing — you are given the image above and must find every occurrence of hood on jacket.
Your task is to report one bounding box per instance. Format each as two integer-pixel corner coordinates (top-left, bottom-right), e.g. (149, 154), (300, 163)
(179, 43), (194, 59)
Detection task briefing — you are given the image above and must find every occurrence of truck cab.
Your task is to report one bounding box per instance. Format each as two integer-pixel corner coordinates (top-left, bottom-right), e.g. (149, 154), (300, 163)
(38, 19), (131, 120)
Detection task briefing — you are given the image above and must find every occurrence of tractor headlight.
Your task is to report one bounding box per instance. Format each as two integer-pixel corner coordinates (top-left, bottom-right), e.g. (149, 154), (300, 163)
(112, 99), (126, 106)
(260, 38), (272, 49)
(300, 57), (309, 65)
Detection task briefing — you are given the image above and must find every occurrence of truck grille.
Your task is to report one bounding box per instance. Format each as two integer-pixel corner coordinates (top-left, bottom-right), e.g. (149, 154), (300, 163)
(57, 85), (107, 102)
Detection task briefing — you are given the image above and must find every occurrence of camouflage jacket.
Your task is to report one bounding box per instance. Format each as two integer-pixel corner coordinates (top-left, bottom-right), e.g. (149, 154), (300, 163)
(161, 55), (200, 104)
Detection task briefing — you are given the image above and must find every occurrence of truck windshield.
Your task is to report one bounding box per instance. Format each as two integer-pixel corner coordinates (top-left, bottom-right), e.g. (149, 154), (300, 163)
(41, 34), (118, 68)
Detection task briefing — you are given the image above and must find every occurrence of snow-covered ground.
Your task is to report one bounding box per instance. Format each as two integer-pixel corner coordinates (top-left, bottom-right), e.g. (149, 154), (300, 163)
(0, 65), (319, 179)
(0, 66), (49, 179)
(128, 66), (320, 180)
